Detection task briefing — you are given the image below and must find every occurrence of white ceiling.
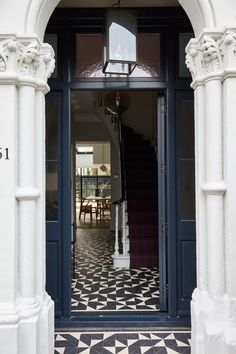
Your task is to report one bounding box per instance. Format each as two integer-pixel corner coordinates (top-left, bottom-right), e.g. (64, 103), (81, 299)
(58, 0), (180, 8)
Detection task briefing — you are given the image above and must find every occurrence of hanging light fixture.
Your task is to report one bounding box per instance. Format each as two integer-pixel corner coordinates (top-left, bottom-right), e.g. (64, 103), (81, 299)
(103, 1), (137, 76)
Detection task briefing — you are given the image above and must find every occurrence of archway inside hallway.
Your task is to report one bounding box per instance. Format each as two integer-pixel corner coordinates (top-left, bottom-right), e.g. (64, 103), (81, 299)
(44, 4), (196, 325)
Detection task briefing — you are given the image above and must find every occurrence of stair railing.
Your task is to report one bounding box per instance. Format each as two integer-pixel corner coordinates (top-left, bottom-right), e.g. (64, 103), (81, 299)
(112, 111), (130, 268)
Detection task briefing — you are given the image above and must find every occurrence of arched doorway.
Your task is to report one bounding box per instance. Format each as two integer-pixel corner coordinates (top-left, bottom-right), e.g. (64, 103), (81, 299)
(44, 5), (196, 326)
(2, 0), (236, 353)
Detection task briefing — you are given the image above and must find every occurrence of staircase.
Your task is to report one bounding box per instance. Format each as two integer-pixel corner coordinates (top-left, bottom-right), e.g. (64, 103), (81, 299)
(122, 126), (158, 268)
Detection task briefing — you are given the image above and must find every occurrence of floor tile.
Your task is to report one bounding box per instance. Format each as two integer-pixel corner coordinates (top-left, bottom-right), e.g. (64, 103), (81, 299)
(71, 228), (159, 312)
(55, 331), (191, 354)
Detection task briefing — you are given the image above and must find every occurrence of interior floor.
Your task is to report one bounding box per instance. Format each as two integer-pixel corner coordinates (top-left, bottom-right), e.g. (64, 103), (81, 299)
(71, 225), (159, 312)
(55, 330), (191, 354)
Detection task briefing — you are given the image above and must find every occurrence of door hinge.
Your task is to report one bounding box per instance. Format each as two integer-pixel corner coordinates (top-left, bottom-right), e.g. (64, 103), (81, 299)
(162, 284), (169, 296)
(161, 162), (167, 175)
(161, 222), (168, 235)
(161, 103), (167, 115)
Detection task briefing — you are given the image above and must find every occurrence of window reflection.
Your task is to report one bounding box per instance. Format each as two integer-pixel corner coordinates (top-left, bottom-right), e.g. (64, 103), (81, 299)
(180, 162), (195, 220)
(46, 163), (58, 221)
(46, 102), (58, 160)
(76, 33), (161, 78)
(178, 99), (195, 220)
(44, 34), (58, 78)
(179, 33), (193, 78)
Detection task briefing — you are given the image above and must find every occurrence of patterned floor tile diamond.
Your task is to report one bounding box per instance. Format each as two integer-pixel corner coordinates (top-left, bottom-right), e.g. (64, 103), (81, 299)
(71, 228), (160, 312)
(55, 331), (191, 354)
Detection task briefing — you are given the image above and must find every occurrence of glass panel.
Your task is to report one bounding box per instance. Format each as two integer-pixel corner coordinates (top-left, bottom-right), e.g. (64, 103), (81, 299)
(98, 176), (111, 197)
(76, 34), (104, 78)
(131, 34), (161, 77)
(107, 9), (137, 62)
(78, 176), (111, 198)
(44, 34), (58, 78)
(81, 177), (97, 198)
(179, 101), (194, 158)
(179, 33), (193, 78)
(46, 101), (58, 160)
(46, 163), (58, 221)
(76, 33), (161, 78)
(180, 162), (195, 220)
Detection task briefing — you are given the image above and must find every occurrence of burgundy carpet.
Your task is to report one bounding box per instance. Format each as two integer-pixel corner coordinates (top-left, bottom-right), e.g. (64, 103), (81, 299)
(122, 126), (158, 268)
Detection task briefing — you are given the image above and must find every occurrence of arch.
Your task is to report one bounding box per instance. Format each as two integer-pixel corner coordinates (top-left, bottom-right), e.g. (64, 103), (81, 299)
(23, 0), (215, 40)
(1, 0), (236, 41)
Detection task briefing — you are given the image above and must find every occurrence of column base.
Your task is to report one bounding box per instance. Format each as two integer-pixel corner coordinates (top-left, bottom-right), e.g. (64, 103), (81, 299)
(191, 288), (236, 354)
(0, 293), (54, 354)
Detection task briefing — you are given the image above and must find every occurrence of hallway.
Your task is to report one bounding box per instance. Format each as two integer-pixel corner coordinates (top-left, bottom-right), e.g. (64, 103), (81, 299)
(71, 227), (159, 312)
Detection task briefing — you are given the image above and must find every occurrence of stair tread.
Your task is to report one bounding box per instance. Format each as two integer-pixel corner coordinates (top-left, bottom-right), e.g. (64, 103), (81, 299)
(123, 124), (158, 268)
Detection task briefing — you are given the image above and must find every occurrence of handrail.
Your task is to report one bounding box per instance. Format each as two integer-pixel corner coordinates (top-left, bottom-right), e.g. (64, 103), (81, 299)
(117, 112), (127, 202)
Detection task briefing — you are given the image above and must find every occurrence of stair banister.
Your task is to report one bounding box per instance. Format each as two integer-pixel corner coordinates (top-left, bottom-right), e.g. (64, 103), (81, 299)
(114, 201), (119, 257)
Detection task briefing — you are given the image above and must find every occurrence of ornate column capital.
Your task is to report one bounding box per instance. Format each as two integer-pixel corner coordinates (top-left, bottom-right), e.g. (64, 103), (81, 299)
(186, 29), (236, 87)
(0, 35), (55, 90)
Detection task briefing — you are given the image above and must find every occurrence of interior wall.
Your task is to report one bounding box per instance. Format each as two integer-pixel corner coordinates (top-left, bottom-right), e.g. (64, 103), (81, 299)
(76, 142), (111, 165)
(122, 91), (158, 146)
(72, 122), (111, 142)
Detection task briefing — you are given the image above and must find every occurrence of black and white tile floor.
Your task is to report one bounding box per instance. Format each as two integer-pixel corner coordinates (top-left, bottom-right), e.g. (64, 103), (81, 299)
(71, 228), (159, 312)
(55, 330), (191, 354)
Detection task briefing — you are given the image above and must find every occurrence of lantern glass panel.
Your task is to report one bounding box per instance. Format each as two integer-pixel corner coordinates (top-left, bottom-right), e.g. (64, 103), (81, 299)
(103, 8), (137, 75)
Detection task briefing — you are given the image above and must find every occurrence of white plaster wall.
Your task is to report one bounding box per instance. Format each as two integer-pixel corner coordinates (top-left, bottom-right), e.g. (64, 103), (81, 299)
(0, 1), (236, 354)
(122, 91), (157, 144)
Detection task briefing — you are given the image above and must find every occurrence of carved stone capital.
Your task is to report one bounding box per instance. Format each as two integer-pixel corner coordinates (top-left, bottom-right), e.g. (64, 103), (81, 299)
(186, 29), (236, 85)
(219, 31), (236, 69)
(0, 36), (55, 86)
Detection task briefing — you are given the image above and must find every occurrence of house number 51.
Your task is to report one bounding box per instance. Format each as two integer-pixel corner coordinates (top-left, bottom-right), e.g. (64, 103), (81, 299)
(0, 147), (10, 160)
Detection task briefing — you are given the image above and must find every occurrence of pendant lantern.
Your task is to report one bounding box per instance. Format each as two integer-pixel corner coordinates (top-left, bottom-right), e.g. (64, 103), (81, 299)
(103, 8), (137, 76)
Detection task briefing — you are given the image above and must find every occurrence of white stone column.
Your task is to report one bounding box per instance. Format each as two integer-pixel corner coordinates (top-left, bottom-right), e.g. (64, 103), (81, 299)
(0, 36), (55, 354)
(186, 29), (236, 354)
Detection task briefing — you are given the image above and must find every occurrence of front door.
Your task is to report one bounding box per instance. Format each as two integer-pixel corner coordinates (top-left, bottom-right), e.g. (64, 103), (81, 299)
(45, 8), (196, 322)
(174, 90), (196, 315)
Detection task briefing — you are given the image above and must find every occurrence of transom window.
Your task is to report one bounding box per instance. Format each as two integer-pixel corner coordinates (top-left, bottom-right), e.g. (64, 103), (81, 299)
(76, 33), (161, 78)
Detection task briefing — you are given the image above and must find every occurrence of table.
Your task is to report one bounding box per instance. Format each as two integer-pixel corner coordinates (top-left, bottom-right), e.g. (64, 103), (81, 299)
(85, 196), (111, 219)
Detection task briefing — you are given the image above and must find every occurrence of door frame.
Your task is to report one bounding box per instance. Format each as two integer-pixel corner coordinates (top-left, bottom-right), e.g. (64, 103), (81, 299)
(45, 7), (194, 328)
(55, 87), (188, 328)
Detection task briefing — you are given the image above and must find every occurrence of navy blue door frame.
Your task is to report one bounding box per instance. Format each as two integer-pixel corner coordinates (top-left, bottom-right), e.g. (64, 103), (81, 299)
(45, 7), (196, 327)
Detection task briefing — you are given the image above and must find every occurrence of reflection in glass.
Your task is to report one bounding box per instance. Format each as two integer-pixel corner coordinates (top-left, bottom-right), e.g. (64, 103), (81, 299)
(76, 34), (104, 77)
(179, 101), (194, 158)
(180, 162), (195, 220)
(179, 33), (193, 77)
(46, 102), (58, 160)
(76, 33), (161, 78)
(44, 34), (58, 78)
(131, 34), (160, 77)
(46, 163), (58, 220)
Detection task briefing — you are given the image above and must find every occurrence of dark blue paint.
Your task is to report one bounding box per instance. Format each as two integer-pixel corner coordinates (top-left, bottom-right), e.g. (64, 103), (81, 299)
(175, 90), (196, 315)
(46, 91), (63, 317)
(45, 8), (196, 326)
(157, 94), (168, 312)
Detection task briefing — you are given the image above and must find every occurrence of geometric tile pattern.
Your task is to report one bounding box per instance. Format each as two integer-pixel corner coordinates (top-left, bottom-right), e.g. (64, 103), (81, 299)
(71, 228), (159, 312)
(55, 330), (191, 354)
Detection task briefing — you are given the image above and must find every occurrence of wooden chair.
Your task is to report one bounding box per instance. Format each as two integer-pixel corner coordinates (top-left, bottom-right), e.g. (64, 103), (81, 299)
(91, 200), (102, 220)
(79, 198), (92, 221)
(101, 199), (111, 219)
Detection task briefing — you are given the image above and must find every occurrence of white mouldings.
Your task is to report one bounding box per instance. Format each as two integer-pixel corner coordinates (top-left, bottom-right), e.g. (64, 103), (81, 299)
(186, 29), (236, 354)
(0, 36), (55, 87)
(0, 35), (55, 354)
